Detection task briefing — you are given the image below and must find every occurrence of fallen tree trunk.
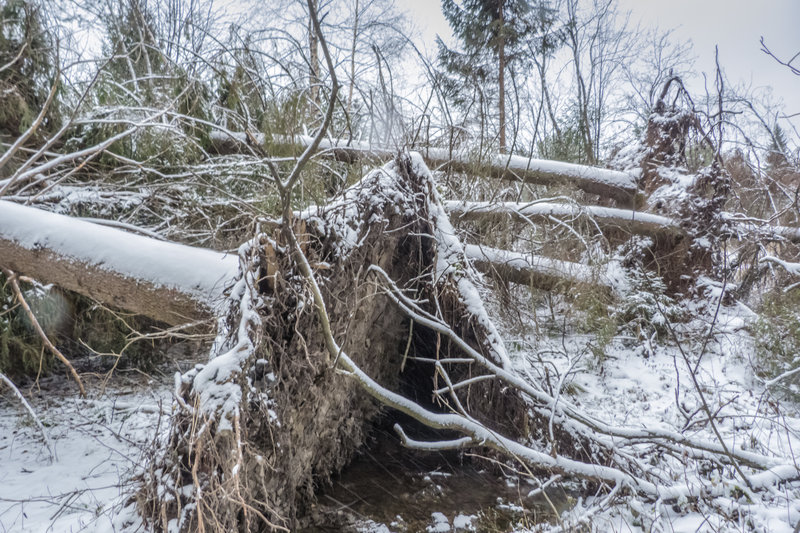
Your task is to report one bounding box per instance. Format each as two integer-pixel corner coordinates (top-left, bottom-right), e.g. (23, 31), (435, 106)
(209, 132), (639, 206)
(422, 146), (637, 206)
(725, 214), (800, 244)
(208, 130), (800, 250)
(0, 200), (238, 325)
(446, 200), (681, 240)
(210, 132), (800, 246)
(448, 201), (800, 245)
(0, 199), (610, 327)
(465, 243), (619, 294)
(207, 129), (266, 157)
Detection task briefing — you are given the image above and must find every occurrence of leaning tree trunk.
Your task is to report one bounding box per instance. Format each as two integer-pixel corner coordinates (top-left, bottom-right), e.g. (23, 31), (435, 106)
(208, 132), (639, 206)
(137, 154), (573, 531)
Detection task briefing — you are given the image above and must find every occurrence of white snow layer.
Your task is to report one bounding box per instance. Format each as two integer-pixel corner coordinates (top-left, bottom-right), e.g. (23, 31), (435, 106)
(444, 200), (675, 229)
(188, 242), (264, 430)
(0, 387), (165, 532)
(410, 152), (514, 369)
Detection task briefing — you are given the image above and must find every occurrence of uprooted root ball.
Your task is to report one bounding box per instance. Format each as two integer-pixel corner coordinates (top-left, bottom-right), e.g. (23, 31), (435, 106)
(136, 154), (588, 531)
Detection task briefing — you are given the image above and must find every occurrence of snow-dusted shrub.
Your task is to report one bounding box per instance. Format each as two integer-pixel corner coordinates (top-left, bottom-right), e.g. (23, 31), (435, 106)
(571, 284), (618, 360)
(574, 237), (683, 360)
(0, 0), (60, 141)
(0, 275), (54, 376)
(612, 266), (682, 343)
(0, 274), (165, 377)
(0, 278), (71, 376)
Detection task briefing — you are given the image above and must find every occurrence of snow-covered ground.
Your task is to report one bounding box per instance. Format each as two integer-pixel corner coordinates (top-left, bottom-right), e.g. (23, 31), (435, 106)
(1, 292), (799, 533)
(493, 288), (800, 532)
(0, 375), (168, 533)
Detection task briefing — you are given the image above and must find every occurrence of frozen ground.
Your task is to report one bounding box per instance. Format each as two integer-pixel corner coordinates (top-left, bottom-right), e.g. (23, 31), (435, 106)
(491, 287), (800, 532)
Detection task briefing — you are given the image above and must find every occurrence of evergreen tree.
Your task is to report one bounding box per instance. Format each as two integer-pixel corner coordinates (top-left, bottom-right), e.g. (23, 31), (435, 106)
(767, 123), (790, 170)
(0, 0), (59, 139)
(438, 0), (536, 153)
(81, 0), (212, 165)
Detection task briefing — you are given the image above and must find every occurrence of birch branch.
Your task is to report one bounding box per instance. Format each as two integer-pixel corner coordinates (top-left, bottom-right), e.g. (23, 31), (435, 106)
(2, 267), (85, 397)
(446, 200), (681, 240)
(464, 243), (619, 293)
(0, 371), (56, 462)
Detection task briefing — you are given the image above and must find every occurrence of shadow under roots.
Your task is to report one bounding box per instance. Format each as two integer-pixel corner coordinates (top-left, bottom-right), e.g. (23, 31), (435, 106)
(303, 410), (571, 532)
(299, 321), (570, 532)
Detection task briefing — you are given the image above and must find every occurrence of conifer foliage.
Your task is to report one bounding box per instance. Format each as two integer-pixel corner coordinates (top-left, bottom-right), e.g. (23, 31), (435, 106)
(438, 0), (540, 152)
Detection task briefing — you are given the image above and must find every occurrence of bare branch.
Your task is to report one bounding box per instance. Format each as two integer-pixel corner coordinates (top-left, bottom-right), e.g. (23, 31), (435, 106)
(0, 371), (56, 462)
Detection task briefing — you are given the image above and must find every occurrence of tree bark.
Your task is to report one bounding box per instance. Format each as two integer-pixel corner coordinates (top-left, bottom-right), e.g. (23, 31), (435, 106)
(347, 0), (359, 115)
(498, 0), (507, 153)
(465, 243), (617, 294)
(446, 200), (681, 240)
(308, 0), (320, 112)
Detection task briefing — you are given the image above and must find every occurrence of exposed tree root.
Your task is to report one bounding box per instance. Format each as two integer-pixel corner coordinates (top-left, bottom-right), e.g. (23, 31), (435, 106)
(136, 154), (799, 532)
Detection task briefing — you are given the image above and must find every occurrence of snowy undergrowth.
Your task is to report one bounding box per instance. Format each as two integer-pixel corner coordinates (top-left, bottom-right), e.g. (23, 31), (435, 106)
(3, 154), (799, 532)
(486, 282), (800, 532)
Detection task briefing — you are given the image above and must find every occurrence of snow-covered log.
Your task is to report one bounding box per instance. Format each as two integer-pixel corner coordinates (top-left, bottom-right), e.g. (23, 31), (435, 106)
(446, 200), (681, 239)
(0, 195), (623, 333)
(465, 243), (619, 293)
(725, 214), (800, 244)
(210, 132), (639, 205)
(207, 129), (266, 156)
(766, 224), (800, 243)
(448, 201), (800, 247)
(0, 200), (238, 325)
(759, 224), (800, 243)
(420, 145), (638, 206)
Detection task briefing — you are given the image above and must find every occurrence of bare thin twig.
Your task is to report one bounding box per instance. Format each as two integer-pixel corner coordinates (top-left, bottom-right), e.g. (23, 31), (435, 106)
(0, 371), (56, 461)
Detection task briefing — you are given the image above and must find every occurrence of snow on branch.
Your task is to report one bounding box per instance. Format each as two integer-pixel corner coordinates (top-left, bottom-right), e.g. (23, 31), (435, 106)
(369, 261), (787, 474)
(445, 200), (681, 239)
(731, 216), (800, 244)
(761, 255), (800, 276)
(182, 239), (263, 429)
(464, 243), (622, 293)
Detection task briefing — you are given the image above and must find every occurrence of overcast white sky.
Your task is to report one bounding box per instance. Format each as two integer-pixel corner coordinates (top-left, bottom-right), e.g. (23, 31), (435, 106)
(398, 0), (800, 114)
